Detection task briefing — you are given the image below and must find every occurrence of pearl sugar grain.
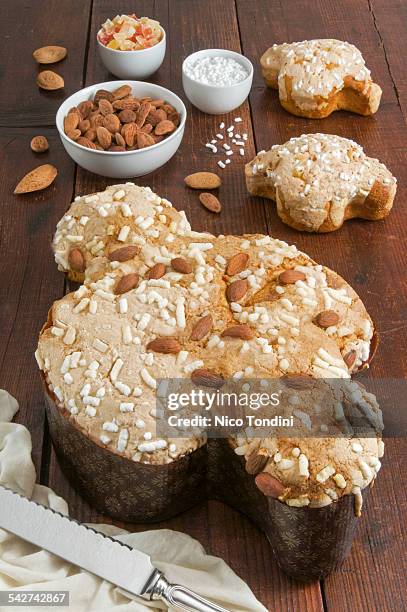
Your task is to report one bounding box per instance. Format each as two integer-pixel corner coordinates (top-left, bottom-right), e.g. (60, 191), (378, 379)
(184, 55), (249, 87)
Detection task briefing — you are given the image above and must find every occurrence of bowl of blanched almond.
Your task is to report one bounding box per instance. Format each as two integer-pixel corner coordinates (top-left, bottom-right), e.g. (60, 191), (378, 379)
(97, 14), (166, 79)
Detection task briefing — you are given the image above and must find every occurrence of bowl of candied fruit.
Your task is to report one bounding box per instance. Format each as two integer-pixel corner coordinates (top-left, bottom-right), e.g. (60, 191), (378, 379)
(97, 14), (166, 79)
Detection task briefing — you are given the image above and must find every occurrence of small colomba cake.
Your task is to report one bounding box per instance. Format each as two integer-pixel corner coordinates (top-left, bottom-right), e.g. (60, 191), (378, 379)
(53, 183), (191, 282)
(261, 39), (382, 118)
(246, 133), (397, 232)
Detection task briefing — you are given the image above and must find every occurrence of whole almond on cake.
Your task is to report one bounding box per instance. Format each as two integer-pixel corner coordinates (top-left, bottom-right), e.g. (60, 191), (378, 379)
(261, 39), (382, 118)
(246, 133), (397, 232)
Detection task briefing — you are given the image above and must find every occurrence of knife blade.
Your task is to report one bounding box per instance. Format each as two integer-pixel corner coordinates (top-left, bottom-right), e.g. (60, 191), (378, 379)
(0, 485), (229, 612)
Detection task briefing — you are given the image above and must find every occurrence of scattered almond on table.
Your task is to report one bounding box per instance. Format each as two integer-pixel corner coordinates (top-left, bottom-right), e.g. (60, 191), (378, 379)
(199, 192), (221, 213)
(37, 70), (64, 90)
(33, 45), (67, 64)
(184, 172), (221, 189)
(30, 136), (49, 153)
(14, 164), (57, 194)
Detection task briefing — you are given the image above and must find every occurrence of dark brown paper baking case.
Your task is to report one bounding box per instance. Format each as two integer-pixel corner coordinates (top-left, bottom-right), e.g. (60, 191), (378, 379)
(43, 381), (371, 582)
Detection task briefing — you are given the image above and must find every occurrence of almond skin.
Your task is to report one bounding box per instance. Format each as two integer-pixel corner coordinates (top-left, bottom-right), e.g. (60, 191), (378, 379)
(119, 109), (137, 124)
(122, 123), (137, 147)
(171, 257), (192, 274)
(96, 126), (112, 150)
(221, 324), (255, 340)
(94, 90), (114, 104)
(136, 102), (152, 127)
(147, 109), (167, 126)
(113, 98), (140, 111)
(314, 310), (340, 328)
(148, 263), (166, 280)
(226, 279), (248, 302)
(64, 113), (79, 133)
(37, 70), (64, 90)
(89, 114), (104, 129)
(190, 315), (213, 341)
(146, 337), (181, 354)
(108, 245), (139, 262)
(77, 137), (98, 149)
(344, 350), (357, 368)
(115, 133), (126, 147)
(78, 100), (93, 118)
(191, 369), (224, 388)
(184, 172), (221, 190)
(67, 129), (81, 141)
(137, 132), (155, 149)
(113, 84), (132, 100)
(14, 164), (57, 194)
(226, 252), (249, 276)
(114, 273), (139, 295)
(155, 119), (175, 135)
(98, 99), (114, 116)
(78, 119), (91, 133)
(30, 136), (49, 153)
(33, 45), (67, 64)
(255, 472), (285, 498)
(68, 248), (85, 272)
(103, 113), (120, 133)
(278, 269), (306, 285)
(246, 451), (269, 475)
(141, 123), (153, 134)
(199, 192), (221, 213)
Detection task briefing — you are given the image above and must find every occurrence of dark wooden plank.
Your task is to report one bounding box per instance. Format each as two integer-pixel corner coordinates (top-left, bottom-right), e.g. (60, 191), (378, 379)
(0, 127), (76, 472)
(47, 1), (324, 609)
(236, 1), (407, 610)
(0, 0), (92, 127)
(323, 438), (407, 612)
(369, 0), (407, 121)
(236, 0), (407, 378)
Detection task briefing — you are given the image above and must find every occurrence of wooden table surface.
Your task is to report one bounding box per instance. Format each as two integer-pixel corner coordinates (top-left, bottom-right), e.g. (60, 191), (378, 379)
(1, 1), (406, 610)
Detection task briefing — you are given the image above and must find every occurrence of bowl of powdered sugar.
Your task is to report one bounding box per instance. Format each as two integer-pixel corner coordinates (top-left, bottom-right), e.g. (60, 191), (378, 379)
(182, 48), (253, 114)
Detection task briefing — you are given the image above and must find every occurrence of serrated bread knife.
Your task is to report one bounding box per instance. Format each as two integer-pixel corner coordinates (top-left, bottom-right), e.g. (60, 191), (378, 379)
(0, 486), (229, 612)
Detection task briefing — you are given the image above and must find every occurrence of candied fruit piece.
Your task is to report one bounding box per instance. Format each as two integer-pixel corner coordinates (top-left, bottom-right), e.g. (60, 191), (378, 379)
(107, 39), (119, 49)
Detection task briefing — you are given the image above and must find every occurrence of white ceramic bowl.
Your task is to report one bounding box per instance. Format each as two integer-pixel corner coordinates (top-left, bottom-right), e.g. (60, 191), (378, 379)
(182, 49), (253, 115)
(97, 27), (166, 79)
(56, 80), (186, 179)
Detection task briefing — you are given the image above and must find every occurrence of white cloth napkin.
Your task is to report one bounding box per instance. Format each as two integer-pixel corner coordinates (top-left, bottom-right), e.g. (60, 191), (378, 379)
(0, 390), (266, 612)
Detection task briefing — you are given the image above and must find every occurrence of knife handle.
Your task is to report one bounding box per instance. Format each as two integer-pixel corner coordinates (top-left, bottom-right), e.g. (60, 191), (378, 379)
(144, 571), (230, 612)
